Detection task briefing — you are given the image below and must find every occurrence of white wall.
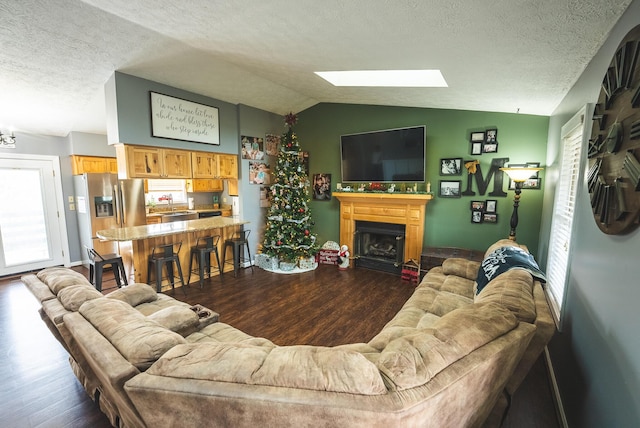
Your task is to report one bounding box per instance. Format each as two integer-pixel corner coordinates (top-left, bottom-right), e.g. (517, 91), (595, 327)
(540, 2), (640, 426)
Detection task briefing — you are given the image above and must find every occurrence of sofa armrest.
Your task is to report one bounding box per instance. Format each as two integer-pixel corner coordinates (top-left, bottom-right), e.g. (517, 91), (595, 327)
(503, 281), (556, 395)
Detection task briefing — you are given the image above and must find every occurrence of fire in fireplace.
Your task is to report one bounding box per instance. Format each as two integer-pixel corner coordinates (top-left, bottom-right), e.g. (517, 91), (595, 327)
(354, 221), (405, 275)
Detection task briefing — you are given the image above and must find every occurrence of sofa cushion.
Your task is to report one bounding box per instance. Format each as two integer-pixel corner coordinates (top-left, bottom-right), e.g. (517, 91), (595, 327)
(476, 245), (546, 294)
(37, 267), (93, 294)
(79, 298), (186, 370)
(148, 306), (200, 337)
(57, 285), (103, 311)
(475, 269), (536, 323)
(442, 258), (481, 281)
(186, 322), (276, 347)
(146, 342), (387, 395)
(106, 283), (158, 307)
(377, 302), (518, 391)
(368, 287), (472, 350)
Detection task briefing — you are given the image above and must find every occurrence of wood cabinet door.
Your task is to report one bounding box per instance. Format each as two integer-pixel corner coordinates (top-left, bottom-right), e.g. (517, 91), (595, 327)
(217, 154), (238, 178)
(107, 158), (118, 174)
(191, 152), (217, 178)
(127, 147), (162, 178)
(187, 179), (224, 192)
(162, 149), (192, 178)
(71, 155), (115, 174)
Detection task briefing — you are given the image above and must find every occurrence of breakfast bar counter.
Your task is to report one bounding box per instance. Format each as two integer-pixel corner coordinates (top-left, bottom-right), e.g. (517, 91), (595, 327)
(97, 217), (248, 288)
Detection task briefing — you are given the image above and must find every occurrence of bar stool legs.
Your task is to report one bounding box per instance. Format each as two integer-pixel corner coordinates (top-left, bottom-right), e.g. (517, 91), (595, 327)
(187, 235), (222, 288)
(222, 229), (254, 277)
(147, 242), (186, 294)
(85, 246), (128, 292)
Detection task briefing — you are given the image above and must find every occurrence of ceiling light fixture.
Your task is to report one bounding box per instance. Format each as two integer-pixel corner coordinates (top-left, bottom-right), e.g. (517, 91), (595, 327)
(314, 70), (448, 87)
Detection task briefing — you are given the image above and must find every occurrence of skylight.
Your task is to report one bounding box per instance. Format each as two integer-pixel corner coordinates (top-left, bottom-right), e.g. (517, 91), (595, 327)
(314, 70), (448, 87)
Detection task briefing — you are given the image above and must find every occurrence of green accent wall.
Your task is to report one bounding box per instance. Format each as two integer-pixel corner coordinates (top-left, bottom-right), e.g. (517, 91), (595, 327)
(296, 103), (549, 258)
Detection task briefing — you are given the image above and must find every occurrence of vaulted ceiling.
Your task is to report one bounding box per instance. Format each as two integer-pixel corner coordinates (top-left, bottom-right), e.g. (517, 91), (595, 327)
(0, 0), (633, 137)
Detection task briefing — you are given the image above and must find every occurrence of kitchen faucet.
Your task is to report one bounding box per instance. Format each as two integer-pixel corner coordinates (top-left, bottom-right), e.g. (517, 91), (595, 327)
(159, 193), (174, 211)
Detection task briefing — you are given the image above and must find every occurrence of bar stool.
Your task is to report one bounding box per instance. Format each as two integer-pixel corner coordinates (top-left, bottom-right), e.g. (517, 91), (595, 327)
(147, 242), (186, 294)
(187, 235), (223, 288)
(85, 246), (128, 292)
(222, 229), (254, 277)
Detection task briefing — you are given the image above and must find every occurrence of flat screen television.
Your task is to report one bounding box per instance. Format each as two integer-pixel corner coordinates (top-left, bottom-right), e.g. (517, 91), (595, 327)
(340, 125), (426, 183)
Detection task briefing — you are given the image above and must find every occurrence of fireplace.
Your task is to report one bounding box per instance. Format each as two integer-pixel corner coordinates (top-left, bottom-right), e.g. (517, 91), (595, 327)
(334, 192), (433, 271)
(354, 221), (405, 274)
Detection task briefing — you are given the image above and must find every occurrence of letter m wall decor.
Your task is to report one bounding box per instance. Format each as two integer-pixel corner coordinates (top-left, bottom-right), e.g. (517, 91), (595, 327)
(462, 158), (509, 197)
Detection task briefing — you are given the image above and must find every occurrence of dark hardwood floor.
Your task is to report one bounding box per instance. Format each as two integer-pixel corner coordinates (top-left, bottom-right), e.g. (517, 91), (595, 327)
(0, 264), (560, 427)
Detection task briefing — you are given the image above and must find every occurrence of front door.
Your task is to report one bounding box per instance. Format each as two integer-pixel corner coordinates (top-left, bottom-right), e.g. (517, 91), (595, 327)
(0, 155), (68, 276)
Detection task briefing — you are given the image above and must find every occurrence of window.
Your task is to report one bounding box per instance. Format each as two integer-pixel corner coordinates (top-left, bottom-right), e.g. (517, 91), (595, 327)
(545, 105), (589, 328)
(146, 179), (187, 205)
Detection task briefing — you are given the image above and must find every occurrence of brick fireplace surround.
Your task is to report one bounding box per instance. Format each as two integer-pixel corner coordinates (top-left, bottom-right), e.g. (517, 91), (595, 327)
(333, 192), (433, 266)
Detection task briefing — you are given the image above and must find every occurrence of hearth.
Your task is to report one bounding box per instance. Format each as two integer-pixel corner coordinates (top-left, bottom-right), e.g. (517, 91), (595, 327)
(354, 221), (405, 274)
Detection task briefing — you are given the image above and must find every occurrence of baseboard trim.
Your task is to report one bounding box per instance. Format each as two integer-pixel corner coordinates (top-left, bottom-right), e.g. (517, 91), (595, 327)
(544, 346), (569, 428)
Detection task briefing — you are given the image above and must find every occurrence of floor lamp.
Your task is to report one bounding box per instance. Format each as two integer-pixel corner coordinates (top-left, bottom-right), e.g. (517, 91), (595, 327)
(500, 167), (543, 241)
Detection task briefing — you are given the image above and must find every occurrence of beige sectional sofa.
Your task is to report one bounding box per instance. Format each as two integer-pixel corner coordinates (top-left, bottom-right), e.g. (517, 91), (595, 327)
(22, 239), (554, 428)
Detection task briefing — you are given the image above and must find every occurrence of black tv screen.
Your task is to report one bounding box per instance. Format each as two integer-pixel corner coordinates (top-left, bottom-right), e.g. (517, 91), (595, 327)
(340, 125), (426, 183)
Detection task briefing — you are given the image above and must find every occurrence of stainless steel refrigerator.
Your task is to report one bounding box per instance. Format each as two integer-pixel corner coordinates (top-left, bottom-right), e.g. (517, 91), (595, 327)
(74, 173), (146, 272)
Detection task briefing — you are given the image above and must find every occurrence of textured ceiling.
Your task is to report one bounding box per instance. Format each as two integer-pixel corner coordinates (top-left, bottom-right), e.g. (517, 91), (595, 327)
(0, 0), (633, 137)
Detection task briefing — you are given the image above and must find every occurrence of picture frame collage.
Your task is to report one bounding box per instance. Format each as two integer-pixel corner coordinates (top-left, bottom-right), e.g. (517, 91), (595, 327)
(470, 199), (498, 224)
(469, 128), (498, 155)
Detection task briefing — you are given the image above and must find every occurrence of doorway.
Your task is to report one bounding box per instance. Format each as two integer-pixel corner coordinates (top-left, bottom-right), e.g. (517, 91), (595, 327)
(0, 155), (69, 276)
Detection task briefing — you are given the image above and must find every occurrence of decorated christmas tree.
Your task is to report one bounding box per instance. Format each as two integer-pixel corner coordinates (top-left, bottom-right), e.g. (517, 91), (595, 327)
(261, 113), (318, 266)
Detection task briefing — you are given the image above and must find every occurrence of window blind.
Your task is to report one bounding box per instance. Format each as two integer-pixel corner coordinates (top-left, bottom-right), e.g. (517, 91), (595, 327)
(545, 106), (588, 328)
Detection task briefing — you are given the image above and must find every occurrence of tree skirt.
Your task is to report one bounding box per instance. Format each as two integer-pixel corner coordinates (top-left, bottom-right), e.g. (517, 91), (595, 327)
(260, 263), (318, 275)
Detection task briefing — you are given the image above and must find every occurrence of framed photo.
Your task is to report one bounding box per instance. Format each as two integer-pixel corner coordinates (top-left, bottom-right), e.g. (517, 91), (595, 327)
(507, 163), (542, 189)
(483, 213), (498, 223)
(485, 199), (497, 213)
(241, 135), (264, 159)
(471, 142), (482, 155)
(312, 173), (331, 200)
(265, 133), (280, 156)
(249, 161), (271, 185)
(470, 200), (485, 211)
(440, 158), (462, 175)
(526, 162), (541, 177)
(299, 151), (310, 176)
(485, 128), (498, 143)
(471, 210), (483, 223)
(150, 92), (220, 145)
(439, 180), (461, 197)
(482, 142), (498, 153)
(470, 131), (485, 142)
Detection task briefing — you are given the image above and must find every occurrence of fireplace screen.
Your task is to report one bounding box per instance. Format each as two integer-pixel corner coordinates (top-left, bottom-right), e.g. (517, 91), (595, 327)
(354, 221), (405, 274)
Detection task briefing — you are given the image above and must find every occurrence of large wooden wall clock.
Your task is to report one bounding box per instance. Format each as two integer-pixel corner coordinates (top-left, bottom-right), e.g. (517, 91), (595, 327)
(588, 24), (640, 235)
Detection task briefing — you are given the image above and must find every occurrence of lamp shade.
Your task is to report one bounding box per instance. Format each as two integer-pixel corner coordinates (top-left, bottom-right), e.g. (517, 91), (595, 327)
(500, 167), (542, 182)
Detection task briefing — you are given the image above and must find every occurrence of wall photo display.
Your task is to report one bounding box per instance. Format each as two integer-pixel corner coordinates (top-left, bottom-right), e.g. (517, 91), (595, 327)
(241, 136), (265, 159)
(439, 180), (461, 197)
(313, 173), (331, 200)
(469, 128), (499, 154)
(440, 158), (462, 175)
(249, 161), (271, 185)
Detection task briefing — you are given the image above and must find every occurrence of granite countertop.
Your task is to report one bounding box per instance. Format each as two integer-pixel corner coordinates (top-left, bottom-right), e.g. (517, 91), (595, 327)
(97, 216), (247, 241)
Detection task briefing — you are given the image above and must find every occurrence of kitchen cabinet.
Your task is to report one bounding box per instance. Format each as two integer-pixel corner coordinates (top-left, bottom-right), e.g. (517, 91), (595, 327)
(191, 152), (218, 178)
(118, 145), (192, 179)
(146, 215), (162, 225)
(116, 144), (237, 181)
(186, 179), (224, 192)
(227, 179), (239, 196)
(217, 154), (238, 179)
(71, 155), (118, 174)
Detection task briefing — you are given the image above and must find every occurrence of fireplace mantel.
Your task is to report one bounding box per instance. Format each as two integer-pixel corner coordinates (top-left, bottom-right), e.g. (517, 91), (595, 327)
(334, 192), (433, 266)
